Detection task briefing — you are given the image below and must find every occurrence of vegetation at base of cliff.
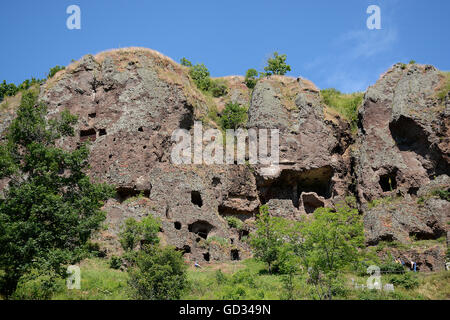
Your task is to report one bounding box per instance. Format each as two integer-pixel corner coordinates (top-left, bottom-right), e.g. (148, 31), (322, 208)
(320, 88), (364, 131)
(0, 91), (115, 297)
(24, 257), (448, 301)
(249, 204), (364, 299)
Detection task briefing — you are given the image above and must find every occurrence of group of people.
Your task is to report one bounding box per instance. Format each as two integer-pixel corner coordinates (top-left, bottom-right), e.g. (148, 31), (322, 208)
(395, 258), (417, 272)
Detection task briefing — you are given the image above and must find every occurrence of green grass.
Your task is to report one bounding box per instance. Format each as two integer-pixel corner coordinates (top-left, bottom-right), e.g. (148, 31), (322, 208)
(52, 258), (129, 300)
(320, 88), (364, 131)
(29, 257), (448, 300)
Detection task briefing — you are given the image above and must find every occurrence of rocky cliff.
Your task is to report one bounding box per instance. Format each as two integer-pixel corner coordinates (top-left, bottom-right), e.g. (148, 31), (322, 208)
(1, 48), (448, 270)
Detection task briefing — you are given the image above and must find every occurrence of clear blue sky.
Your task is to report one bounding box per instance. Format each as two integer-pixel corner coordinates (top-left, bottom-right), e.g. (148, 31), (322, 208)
(1, 0), (449, 93)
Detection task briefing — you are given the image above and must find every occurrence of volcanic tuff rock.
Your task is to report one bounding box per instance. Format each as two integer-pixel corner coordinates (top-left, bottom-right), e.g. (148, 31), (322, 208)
(0, 48), (448, 269)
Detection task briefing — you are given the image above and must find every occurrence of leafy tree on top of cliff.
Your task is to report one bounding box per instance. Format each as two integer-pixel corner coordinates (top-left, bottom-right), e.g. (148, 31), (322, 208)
(244, 68), (259, 89)
(0, 91), (115, 297)
(180, 57), (192, 67)
(47, 65), (65, 79)
(263, 52), (291, 76)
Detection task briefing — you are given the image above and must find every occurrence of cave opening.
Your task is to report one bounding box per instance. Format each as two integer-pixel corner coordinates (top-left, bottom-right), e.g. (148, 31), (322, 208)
(258, 166), (333, 208)
(390, 116), (449, 176)
(116, 187), (150, 203)
(191, 191), (203, 207)
(212, 177), (221, 187)
(379, 170), (398, 192)
(99, 128), (107, 136)
(188, 220), (214, 239)
(174, 221), (182, 230)
(203, 252), (210, 262)
(301, 193), (325, 214)
(80, 128), (96, 142)
(230, 249), (240, 261)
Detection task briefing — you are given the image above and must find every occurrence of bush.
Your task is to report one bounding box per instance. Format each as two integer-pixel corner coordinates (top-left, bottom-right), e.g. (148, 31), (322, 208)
(180, 57), (192, 67)
(245, 69), (259, 89)
(215, 270), (228, 285)
(379, 261), (405, 274)
(387, 272), (419, 289)
(263, 52), (291, 76)
(189, 64), (211, 91)
(210, 79), (228, 97)
(119, 215), (160, 251)
(109, 256), (123, 270)
(47, 65), (65, 79)
(220, 102), (247, 130)
(127, 245), (188, 300)
(10, 269), (63, 300)
(431, 188), (450, 201)
(225, 216), (244, 230)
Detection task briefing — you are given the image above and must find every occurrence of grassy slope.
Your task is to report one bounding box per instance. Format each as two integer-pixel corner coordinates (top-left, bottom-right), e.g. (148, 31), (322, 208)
(50, 258), (449, 300)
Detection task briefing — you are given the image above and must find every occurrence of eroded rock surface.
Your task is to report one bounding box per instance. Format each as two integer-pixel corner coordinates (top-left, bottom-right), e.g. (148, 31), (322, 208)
(1, 48), (448, 268)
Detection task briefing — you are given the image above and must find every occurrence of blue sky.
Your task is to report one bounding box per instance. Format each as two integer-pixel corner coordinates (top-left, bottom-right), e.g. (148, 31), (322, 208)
(1, 0), (449, 93)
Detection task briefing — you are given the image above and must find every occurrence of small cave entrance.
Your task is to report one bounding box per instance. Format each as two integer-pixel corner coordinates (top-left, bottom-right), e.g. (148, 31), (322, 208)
(176, 245), (191, 255)
(174, 221), (182, 230)
(191, 191), (203, 207)
(99, 128), (107, 136)
(258, 166), (333, 208)
(379, 169), (398, 192)
(179, 105), (194, 130)
(188, 220), (214, 239)
(230, 249), (240, 261)
(116, 187), (150, 203)
(203, 252), (210, 262)
(301, 193), (325, 214)
(238, 229), (249, 240)
(88, 112), (97, 118)
(80, 128), (96, 142)
(212, 177), (221, 187)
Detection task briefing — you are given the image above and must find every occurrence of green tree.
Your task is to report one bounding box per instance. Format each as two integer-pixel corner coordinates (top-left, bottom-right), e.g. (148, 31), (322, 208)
(249, 205), (288, 273)
(220, 102), (247, 130)
(0, 91), (115, 296)
(264, 52), (291, 76)
(127, 244), (188, 300)
(295, 204), (364, 300)
(47, 65), (65, 79)
(180, 57), (192, 67)
(119, 215), (160, 251)
(189, 63), (211, 91)
(244, 68), (259, 89)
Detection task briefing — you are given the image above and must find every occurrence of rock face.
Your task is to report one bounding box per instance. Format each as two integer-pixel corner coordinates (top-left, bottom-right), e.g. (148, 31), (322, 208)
(0, 48), (448, 270)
